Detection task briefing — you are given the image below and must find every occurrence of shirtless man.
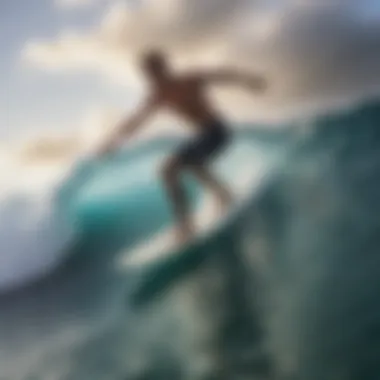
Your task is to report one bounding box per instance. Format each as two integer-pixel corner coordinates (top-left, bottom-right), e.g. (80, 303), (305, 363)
(98, 50), (267, 243)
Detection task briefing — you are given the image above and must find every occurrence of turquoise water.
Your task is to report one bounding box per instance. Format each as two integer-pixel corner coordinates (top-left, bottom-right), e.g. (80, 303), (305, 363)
(0, 131), (287, 380)
(2, 98), (380, 380)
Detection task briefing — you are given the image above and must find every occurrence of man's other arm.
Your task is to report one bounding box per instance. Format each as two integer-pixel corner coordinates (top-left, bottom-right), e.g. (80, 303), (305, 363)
(192, 68), (268, 93)
(97, 96), (159, 156)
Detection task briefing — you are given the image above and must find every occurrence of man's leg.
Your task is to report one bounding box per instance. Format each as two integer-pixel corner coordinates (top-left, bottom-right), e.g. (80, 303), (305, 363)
(190, 165), (233, 210)
(162, 157), (193, 243)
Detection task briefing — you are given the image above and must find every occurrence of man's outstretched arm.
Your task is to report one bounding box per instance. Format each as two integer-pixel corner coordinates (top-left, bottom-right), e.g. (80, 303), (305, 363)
(97, 97), (158, 156)
(194, 69), (268, 93)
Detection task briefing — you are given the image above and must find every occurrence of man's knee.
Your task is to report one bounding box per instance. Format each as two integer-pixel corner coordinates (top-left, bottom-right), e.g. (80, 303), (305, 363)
(161, 159), (182, 185)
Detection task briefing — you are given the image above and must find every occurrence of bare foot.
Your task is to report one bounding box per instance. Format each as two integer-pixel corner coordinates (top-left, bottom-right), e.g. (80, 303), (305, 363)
(174, 223), (194, 246)
(215, 191), (233, 218)
(221, 191), (233, 209)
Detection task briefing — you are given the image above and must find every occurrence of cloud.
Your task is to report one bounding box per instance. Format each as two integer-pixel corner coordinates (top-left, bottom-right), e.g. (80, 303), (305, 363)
(4, 105), (180, 166)
(25, 0), (380, 119)
(55, 0), (108, 10)
(25, 0), (253, 78)
(16, 135), (81, 163)
(218, 0), (380, 115)
(56, 0), (91, 8)
(1, 108), (109, 166)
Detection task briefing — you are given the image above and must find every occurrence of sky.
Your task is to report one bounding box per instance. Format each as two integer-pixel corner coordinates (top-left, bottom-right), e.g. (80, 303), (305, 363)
(0, 0), (134, 140)
(1, 0), (380, 146)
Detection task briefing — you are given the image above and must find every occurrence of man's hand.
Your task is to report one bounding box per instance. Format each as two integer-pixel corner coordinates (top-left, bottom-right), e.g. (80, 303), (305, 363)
(96, 135), (119, 158)
(95, 97), (158, 159)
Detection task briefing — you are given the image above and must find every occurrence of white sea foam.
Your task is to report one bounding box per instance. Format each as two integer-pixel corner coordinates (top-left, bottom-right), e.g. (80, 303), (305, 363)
(0, 153), (77, 292)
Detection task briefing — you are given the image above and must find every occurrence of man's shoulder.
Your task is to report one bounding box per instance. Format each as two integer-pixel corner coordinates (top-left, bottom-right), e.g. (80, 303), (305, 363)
(179, 73), (203, 84)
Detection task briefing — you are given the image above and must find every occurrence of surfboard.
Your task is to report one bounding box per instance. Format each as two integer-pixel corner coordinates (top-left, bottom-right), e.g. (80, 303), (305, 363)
(121, 166), (270, 308)
(123, 169), (257, 270)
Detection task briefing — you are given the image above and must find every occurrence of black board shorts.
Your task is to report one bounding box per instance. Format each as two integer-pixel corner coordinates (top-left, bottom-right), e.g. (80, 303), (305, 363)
(176, 120), (230, 166)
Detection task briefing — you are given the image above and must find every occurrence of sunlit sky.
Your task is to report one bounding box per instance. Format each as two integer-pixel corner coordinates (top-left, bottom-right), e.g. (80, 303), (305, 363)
(1, 0), (380, 140)
(1, 0), (137, 139)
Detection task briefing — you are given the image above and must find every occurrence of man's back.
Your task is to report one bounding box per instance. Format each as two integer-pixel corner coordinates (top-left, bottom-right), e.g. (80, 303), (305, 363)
(152, 75), (220, 130)
(98, 49), (267, 243)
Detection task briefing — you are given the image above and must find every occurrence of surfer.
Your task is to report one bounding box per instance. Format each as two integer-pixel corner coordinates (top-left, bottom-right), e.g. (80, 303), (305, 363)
(98, 50), (267, 244)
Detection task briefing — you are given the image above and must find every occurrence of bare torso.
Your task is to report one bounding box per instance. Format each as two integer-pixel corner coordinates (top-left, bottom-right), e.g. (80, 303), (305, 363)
(153, 76), (221, 132)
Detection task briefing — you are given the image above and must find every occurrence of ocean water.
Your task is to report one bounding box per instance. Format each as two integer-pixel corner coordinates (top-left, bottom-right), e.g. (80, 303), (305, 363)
(1, 98), (380, 380)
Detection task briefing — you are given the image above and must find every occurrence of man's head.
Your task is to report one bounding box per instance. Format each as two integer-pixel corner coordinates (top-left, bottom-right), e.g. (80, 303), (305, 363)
(140, 49), (170, 83)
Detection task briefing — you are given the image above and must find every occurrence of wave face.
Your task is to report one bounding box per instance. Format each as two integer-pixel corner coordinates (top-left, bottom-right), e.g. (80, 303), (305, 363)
(0, 131), (286, 380)
(248, 99), (380, 379)
(0, 168), (76, 292)
(1, 97), (380, 380)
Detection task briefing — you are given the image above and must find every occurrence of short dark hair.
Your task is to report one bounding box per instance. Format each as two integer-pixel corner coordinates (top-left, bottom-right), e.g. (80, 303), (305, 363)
(141, 49), (166, 71)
